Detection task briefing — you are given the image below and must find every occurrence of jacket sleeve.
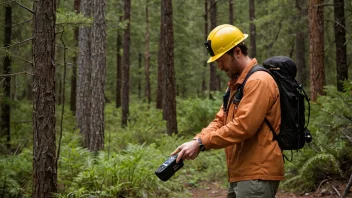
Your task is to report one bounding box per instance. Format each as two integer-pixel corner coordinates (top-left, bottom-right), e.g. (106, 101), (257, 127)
(200, 78), (277, 149)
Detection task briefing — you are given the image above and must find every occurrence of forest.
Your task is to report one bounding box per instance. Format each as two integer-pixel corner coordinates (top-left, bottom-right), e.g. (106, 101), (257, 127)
(0, 0), (351, 197)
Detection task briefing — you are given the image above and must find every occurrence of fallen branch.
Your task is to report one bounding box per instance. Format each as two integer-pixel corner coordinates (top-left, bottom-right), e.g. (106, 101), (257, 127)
(342, 173), (352, 198)
(332, 185), (341, 197)
(317, 179), (331, 192)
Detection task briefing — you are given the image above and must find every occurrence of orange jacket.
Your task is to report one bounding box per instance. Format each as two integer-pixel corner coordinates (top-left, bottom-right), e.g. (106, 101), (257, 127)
(195, 58), (284, 182)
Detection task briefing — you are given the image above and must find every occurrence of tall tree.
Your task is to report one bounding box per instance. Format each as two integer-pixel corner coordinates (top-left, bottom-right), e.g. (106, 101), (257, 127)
(163, 0), (178, 135)
(249, 0), (256, 58)
(229, 0), (234, 24)
(32, 0), (57, 195)
(122, 0), (131, 126)
(202, 0), (208, 92)
(1, 5), (12, 150)
(333, 0), (348, 91)
(156, 0), (164, 109)
(89, 0), (106, 151)
(116, 15), (123, 108)
(145, 0), (151, 104)
(209, 0), (217, 94)
(138, 52), (142, 99)
(308, 0), (325, 101)
(77, 0), (92, 147)
(295, 0), (307, 86)
(70, 0), (80, 113)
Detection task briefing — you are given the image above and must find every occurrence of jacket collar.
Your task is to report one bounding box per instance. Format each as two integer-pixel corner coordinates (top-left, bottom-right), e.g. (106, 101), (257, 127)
(228, 58), (258, 90)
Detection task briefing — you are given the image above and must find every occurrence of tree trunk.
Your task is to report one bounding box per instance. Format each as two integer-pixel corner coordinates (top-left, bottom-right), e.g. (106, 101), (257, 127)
(156, 0), (164, 110)
(163, 0), (178, 135)
(122, 0), (131, 127)
(333, 0), (348, 91)
(216, 74), (221, 91)
(209, 0), (217, 94)
(138, 52), (142, 99)
(249, 0), (256, 58)
(70, 0), (80, 114)
(295, 0), (307, 86)
(229, 0), (234, 24)
(1, 5), (12, 151)
(70, 54), (77, 113)
(116, 16), (122, 108)
(145, 1), (151, 104)
(89, 0), (106, 152)
(308, 0), (325, 101)
(32, 0), (57, 195)
(77, 0), (92, 147)
(202, 0), (208, 93)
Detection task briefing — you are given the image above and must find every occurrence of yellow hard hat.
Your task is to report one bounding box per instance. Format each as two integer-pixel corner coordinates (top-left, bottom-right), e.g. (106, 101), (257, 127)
(204, 24), (248, 63)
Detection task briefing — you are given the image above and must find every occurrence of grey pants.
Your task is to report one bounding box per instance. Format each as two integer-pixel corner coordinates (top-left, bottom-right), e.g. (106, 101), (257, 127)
(227, 180), (280, 198)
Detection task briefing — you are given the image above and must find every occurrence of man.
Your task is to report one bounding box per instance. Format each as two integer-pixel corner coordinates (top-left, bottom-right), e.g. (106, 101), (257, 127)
(171, 24), (284, 197)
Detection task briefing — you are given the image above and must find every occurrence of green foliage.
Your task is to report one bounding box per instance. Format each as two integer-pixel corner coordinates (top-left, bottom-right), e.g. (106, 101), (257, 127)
(56, 8), (93, 27)
(0, 101), (32, 153)
(0, 149), (32, 197)
(1, 98), (227, 197)
(56, 144), (189, 198)
(105, 102), (166, 151)
(283, 153), (342, 191)
(177, 93), (222, 136)
(281, 81), (352, 192)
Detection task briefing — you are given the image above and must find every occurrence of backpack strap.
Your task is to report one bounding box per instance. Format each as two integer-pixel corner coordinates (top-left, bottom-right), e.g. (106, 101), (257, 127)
(236, 65), (278, 141)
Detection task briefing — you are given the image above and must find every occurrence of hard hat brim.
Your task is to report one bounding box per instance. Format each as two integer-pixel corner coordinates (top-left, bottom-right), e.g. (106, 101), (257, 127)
(207, 34), (248, 63)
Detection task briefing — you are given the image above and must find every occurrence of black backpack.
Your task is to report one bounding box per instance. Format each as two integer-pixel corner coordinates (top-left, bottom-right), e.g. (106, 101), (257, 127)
(236, 56), (312, 157)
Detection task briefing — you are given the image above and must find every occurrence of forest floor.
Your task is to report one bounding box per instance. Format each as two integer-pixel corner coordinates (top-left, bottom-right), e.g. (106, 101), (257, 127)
(189, 180), (352, 198)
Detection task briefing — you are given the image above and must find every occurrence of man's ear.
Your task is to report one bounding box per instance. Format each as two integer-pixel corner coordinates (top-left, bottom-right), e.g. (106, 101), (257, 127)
(234, 47), (241, 57)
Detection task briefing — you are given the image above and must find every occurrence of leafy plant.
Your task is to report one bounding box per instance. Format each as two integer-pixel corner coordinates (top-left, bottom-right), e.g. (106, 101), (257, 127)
(0, 148), (32, 197)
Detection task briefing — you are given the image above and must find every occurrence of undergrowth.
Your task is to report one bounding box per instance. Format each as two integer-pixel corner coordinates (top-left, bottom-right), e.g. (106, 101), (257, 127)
(1, 82), (351, 197)
(0, 93), (226, 198)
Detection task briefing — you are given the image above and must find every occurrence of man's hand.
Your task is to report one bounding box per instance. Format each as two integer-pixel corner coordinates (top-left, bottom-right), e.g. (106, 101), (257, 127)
(170, 140), (200, 163)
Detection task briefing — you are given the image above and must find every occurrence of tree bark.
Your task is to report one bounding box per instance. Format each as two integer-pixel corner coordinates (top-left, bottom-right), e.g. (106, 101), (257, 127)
(209, 0), (217, 94)
(229, 0), (234, 25)
(308, 0), (325, 101)
(295, 0), (307, 86)
(77, 0), (92, 147)
(70, 0), (80, 113)
(138, 52), (142, 99)
(89, 0), (106, 152)
(249, 0), (256, 58)
(163, 0), (178, 135)
(32, 0), (57, 196)
(116, 16), (123, 108)
(122, 0), (131, 127)
(156, 0), (164, 110)
(145, 1), (151, 104)
(1, 5), (12, 150)
(333, 0), (348, 91)
(202, 0), (208, 93)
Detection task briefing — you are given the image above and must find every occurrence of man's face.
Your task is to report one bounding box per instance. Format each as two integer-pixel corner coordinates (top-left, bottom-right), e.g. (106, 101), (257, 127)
(215, 53), (238, 78)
